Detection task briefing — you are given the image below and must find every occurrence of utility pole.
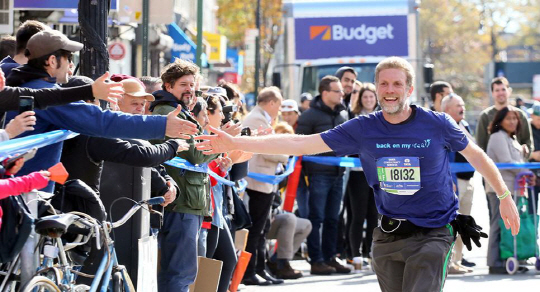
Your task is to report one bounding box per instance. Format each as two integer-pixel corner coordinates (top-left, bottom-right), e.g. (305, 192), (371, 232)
(78, 0), (109, 80)
(142, 0), (149, 76)
(196, 0), (204, 68)
(254, 0), (261, 96)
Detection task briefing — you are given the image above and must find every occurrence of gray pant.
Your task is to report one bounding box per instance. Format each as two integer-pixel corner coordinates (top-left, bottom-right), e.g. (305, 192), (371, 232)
(267, 213), (312, 259)
(372, 225), (454, 292)
(486, 192), (504, 267)
(452, 178), (474, 263)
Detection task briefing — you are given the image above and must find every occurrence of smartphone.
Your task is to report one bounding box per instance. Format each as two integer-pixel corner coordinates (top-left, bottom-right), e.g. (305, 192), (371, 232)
(19, 96), (34, 114)
(3, 148), (38, 170)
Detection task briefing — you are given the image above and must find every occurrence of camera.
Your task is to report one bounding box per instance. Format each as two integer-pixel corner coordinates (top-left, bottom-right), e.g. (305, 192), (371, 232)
(241, 127), (251, 136)
(221, 105), (238, 125)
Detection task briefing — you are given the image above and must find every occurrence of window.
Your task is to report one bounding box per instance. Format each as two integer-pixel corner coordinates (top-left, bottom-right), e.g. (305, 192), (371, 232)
(0, 0), (13, 34)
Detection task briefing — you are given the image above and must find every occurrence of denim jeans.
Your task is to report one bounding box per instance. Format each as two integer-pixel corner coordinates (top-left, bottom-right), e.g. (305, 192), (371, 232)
(307, 174), (344, 263)
(158, 212), (202, 292)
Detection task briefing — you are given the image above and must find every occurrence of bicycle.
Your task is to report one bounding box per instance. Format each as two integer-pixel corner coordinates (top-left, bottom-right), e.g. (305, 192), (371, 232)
(19, 196), (165, 292)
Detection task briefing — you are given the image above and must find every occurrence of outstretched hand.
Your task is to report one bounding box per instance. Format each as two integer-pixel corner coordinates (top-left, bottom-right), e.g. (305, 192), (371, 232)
(451, 214), (488, 251)
(92, 72), (124, 102)
(195, 126), (235, 155)
(166, 106), (198, 139)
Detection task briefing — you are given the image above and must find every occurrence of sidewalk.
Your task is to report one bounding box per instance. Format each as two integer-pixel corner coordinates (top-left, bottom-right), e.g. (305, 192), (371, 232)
(243, 174), (540, 291)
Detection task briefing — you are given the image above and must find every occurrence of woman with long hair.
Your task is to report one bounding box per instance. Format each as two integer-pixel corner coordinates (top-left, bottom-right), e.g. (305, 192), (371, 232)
(486, 106), (528, 274)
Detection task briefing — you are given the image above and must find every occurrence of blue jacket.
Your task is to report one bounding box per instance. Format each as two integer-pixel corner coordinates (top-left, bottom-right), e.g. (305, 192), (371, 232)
(5, 65), (168, 192)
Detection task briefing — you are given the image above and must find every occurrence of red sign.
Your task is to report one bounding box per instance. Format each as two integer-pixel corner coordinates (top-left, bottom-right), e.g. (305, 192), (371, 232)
(108, 42), (126, 61)
(218, 72), (241, 84)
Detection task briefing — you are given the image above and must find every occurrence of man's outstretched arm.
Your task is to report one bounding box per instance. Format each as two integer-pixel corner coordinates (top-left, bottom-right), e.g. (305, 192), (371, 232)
(196, 126), (331, 156)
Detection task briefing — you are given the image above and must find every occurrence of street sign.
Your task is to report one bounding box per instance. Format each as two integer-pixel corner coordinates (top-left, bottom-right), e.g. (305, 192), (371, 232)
(108, 42), (126, 61)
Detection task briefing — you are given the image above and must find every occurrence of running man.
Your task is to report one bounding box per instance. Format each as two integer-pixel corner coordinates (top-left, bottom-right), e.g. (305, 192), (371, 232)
(196, 57), (519, 291)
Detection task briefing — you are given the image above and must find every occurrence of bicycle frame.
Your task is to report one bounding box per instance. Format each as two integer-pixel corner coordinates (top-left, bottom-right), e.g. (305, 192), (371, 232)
(89, 242), (129, 292)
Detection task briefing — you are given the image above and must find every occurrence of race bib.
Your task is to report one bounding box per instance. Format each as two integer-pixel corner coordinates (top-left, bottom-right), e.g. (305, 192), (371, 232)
(376, 157), (421, 195)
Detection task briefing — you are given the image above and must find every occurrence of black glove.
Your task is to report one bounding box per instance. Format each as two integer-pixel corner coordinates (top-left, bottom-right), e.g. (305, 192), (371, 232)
(451, 214), (488, 251)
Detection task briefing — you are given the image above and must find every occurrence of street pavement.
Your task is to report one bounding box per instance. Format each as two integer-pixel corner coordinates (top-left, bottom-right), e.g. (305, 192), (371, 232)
(242, 174), (540, 291)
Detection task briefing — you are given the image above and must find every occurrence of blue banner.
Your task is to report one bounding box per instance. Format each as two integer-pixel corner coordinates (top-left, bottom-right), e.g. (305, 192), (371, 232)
(165, 157), (235, 186)
(0, 130), (78, 161)
(303, 156), (361, 168)
(247, 156), (298, 185)
(294, 15), (408, 60)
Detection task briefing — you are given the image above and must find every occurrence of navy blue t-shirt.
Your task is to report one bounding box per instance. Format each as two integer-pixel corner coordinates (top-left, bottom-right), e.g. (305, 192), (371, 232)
(320, 105), (469, 228)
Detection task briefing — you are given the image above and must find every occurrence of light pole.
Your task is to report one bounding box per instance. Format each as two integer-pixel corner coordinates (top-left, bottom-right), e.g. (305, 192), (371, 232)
(254, 0), (261, 96)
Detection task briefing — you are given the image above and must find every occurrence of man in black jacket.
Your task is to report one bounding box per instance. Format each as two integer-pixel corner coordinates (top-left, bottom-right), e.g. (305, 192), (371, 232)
(296, 75), (351, 275)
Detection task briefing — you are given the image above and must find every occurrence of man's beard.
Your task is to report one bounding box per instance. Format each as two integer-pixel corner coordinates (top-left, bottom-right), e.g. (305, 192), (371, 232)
(380, 99), (406, 115)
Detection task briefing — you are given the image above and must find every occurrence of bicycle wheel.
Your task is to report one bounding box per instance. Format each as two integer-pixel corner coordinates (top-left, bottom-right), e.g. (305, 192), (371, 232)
(20, 276), (61, 292)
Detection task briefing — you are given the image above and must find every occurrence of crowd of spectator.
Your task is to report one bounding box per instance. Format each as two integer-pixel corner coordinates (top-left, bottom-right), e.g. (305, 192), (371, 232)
(1, 19), (540, 292)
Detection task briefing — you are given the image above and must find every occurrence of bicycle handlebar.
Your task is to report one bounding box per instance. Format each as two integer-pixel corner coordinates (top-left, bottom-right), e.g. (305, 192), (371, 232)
(111, 196), (165, 229)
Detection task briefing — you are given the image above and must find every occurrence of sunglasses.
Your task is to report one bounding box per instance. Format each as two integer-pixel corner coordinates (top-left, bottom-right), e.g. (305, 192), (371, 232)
(352, 90), (359, 94)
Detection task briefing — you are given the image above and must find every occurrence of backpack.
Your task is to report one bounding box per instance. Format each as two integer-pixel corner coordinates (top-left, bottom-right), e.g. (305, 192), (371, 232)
(51, 179), (107, 222)
(0, 196), (34, 263)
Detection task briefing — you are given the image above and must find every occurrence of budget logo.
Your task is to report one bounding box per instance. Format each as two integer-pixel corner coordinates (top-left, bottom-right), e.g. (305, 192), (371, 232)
(309, 25), (331, 40)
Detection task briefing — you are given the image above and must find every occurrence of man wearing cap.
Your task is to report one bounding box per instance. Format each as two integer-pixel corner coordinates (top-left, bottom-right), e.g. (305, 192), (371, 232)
(118, 79), (155, 115)
(281, 99), (300, 130)
(335, 66), (357, 106)
(5, 29), (198, 192)
(299, 92), (312, 113)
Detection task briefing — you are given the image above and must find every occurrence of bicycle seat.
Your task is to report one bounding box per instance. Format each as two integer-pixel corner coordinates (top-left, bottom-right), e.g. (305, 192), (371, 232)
(35, 213), (80, 238)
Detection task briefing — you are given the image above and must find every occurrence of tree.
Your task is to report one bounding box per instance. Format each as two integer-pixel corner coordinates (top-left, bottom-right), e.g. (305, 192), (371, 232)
(420, 0), (491, 107)
(217, 0), (283, 92)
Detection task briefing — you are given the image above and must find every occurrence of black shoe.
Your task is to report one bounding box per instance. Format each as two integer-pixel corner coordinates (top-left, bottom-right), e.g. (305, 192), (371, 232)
(267, 260), (278, 275)
(242, 274), (272, 286)
(326, 258), (352, 274)
(488, 266), (507, 275)
(461, 258), (476, 267)
(257, 270), (284, 284)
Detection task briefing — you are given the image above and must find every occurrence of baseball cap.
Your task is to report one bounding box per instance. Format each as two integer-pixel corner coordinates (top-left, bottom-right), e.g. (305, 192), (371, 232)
(300, 92), (313, 103)
(206, 87), (228, 98)
(281, 99), (299, 113)
(120, 79), (155, 101)
(531, 102), (540, 116)
(26, 30), (83, 60)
